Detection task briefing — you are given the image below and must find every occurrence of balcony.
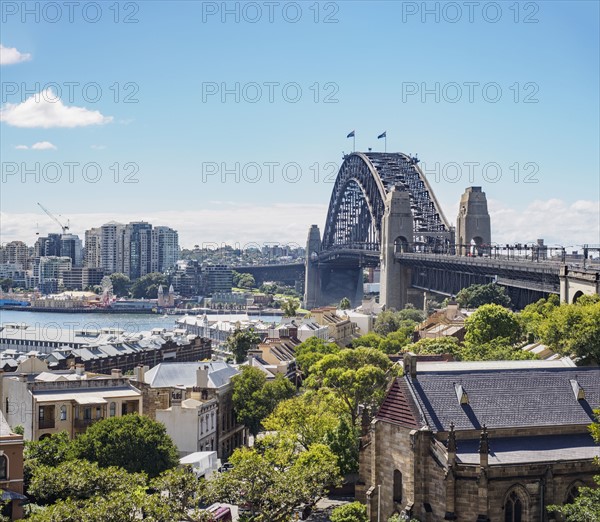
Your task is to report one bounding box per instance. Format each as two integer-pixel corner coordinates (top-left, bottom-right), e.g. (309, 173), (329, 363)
(74, 418), (101, 429)
(38, 419), (55, 430)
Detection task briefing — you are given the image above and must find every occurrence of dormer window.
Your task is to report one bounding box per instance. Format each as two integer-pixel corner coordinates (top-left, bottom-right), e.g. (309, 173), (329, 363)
(569, 379), (585, 400)
(454, 383), (469, 405)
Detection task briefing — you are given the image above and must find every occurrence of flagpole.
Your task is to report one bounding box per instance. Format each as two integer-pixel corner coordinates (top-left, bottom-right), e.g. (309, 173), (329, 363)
(385, 135), (387, 153)
(353, 134), (356, 152)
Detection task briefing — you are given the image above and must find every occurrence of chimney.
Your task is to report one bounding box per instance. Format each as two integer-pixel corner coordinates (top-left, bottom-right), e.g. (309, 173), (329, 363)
(445, 299), (459, 320)
(403, 352), (417, 379)
(75, 364), (85, 376)
(111, 369), (123, 379)
(132, 365), (148, 383)
(196, 364), (209, 389)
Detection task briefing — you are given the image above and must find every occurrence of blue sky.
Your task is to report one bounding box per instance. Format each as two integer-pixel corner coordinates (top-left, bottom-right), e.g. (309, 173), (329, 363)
(1, 0), (599, 248)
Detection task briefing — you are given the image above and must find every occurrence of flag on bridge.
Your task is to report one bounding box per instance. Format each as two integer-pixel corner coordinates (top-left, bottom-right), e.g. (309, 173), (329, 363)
(346, 130), (355, 138)
(378, 131), (386, 139)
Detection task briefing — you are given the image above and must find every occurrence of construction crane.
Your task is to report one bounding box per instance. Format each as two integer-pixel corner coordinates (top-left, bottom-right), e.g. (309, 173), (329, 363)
(37, 202), (70, 234)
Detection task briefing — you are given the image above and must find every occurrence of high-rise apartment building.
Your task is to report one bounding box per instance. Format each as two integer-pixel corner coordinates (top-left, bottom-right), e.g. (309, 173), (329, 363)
(4, 241), (29, 269)
(100, 222), (125, 274)
(84, 228), (102, 268)
(123, 222), (153, 280)
(90, 221), (180, 279)
(152, 226), (180, 273)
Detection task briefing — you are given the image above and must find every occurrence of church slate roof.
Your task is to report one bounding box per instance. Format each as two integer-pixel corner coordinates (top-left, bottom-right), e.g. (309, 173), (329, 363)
(376, 378), (423, 429)
(455, 433), (600, 465)
(407, 366), (600, 432)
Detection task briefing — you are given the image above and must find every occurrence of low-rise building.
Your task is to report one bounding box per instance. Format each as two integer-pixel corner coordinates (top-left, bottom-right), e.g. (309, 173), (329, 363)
(0, 411), (25, 520)
(156, 393), (218, 456)
(1, 358), (143, 441)
(310, 306), (357, 346)
(142, 362), (246, 460)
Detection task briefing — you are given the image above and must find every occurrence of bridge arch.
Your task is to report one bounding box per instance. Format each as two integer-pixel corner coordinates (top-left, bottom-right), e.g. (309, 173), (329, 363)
(321, 152), (452, 254)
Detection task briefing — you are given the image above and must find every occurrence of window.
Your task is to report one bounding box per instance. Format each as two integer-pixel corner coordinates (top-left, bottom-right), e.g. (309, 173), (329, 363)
(38, 407), (44, 421)
(393, 469), (402, 503)
(84, 407), (92, 420)
(96, 406), (102, 419)
(0, 456), (7, 480)
(60, 405), (67, 421)
(565, 484), (581, 504)
(504, 491), (523, 522)
(109, 402), (116, 417)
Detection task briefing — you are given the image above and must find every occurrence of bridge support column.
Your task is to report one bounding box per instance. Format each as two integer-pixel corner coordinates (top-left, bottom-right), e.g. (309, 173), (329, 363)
(380, 188), (413, 311)
(304, 225), (322, 309)
(456, 187), (491, 256)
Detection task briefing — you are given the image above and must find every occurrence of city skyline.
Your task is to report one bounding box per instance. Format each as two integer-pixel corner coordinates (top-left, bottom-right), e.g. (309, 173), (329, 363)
(1, 1), (599, 247)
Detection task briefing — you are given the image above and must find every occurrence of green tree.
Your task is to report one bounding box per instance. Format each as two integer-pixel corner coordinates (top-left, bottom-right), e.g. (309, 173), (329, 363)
(351, 333), (385, 350)
(330, 501), (368, 522)
(464, 303), (522, 346)
(339, 297), (351, 310)
(238, 273), (256, 289)
(232, 366), (295, 436)
(0, 278), (13, 292)
(226, 327), (261, 363)
(27, 459), (145, 506)
(305, 347), (397, 426)
(456, 283), (512, 309)
(519, 294), (560, 340)
(408, 336), (462, 358)
(539, 301), (600, 364)
(207, 439), (341, 521)
(108, 272), (131, 297)
(295, 337), (340, 377)
(281, 298), (300, 317)
(373, 310), (403, 336)
(374, 309), (422, 336)
(459, 337), (536, 361)
(130, 272), (169, 299)
(72, 415), (179, 477)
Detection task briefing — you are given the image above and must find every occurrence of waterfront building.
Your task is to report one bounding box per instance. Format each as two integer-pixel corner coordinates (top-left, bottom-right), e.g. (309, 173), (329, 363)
(34, 256), (72, 294)
(59, 234), (84, 267)
(203, 265), (233, 294)
(0, 324), (212, 374)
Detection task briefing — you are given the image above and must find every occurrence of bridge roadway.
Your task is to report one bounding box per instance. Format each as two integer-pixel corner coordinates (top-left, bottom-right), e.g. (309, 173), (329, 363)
(235, 254), (599, 308)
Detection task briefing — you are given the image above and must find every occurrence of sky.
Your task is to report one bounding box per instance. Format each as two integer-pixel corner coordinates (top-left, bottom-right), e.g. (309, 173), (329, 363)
(1, 0), (599, 250)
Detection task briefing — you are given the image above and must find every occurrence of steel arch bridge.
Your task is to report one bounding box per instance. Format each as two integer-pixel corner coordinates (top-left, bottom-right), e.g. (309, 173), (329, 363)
(320, 152), (453, 262)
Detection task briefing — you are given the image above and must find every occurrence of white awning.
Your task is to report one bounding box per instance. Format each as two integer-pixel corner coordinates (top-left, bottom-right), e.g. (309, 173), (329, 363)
(33, 388), (141, 404)
(74, 396), (107, 405)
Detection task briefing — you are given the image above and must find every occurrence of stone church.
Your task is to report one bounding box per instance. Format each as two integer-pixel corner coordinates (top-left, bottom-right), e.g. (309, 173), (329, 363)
(357, 355), (600, 521)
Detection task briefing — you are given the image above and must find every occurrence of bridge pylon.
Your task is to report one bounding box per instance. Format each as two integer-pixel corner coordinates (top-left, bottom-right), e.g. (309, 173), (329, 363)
(456, 187), (491, 256)
(380, 187), (414, 310)
(304, 225), (322, 309)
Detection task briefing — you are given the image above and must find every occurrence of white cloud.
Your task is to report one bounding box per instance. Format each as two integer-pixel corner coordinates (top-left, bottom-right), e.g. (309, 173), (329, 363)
(31, 141), (57, 150)
(0, 203), (328, 248)
(1, 199), (597, 250)
(0, 89), (113, 128)
(0, 44), (31, 66)
(488, 198), (600, 246)
(90, 144), (106, 150)
(12, 141), (57, 150)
